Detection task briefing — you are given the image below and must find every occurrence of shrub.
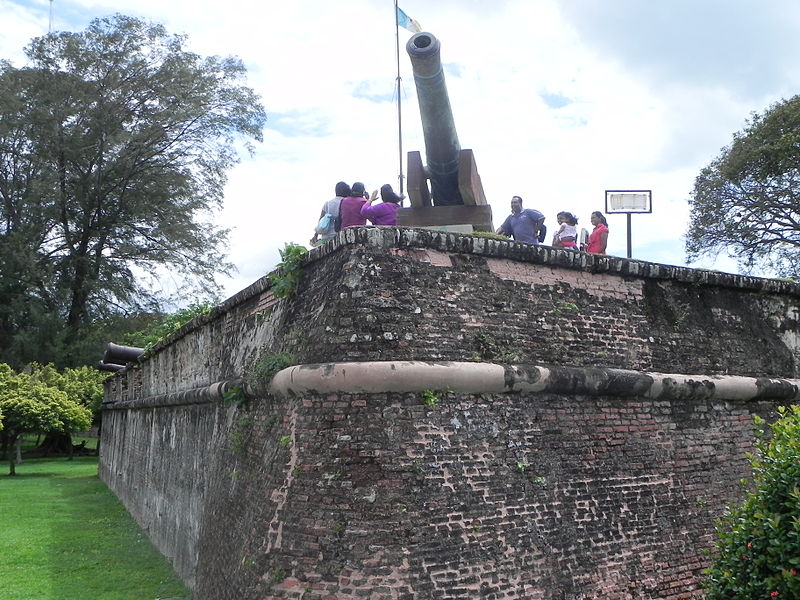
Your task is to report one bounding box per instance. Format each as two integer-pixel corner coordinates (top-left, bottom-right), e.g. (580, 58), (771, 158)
(704, 405), (800, 599)
(268, 243), (307, 298)
(122, 301), (217, 353)
(250, 352), (295, 384)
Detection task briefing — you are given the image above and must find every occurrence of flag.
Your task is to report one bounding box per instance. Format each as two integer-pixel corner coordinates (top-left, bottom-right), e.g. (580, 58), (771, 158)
(397, 6), (421, 33)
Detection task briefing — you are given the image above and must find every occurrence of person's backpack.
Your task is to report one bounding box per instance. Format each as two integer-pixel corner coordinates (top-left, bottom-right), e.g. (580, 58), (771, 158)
(538, 222), (547, 243)
(315, 212), (336, 236)
(316, 197), (343, 237)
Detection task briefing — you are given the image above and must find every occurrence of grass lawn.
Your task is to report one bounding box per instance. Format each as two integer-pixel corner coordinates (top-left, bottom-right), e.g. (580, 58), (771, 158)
(0, 456), (191, 600)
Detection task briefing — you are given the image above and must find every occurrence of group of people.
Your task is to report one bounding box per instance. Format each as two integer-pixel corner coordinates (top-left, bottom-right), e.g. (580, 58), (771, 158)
(311, 185), (609, 255)
(311, 181), (404, 246)
(496, 195), (609, 254)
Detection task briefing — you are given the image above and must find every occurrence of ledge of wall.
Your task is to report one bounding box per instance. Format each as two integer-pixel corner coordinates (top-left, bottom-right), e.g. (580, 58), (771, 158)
(103, 361), (800, 410)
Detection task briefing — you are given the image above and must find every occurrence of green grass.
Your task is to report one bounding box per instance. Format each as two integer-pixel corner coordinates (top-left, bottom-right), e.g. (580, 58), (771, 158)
(0, 456), (191, 600)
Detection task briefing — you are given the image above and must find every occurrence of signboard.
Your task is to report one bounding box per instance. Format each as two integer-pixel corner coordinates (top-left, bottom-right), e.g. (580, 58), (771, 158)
(603, 190), (653, 259)
(605, 190), (652, 214)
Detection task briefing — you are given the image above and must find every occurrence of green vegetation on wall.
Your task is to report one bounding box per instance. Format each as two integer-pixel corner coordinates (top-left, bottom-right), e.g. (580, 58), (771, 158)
(268, 243), (307, 298)
(122, 301), (217, 355)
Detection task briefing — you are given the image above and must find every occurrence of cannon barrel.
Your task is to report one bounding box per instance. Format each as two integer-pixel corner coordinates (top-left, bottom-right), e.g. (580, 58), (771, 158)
(406, 32), (462, 206)
(102, 342), (144, 366)
(97, 360), (125, 373)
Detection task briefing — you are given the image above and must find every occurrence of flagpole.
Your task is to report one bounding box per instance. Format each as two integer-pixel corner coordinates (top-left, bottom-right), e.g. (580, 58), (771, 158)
(394, 0), (404, 195)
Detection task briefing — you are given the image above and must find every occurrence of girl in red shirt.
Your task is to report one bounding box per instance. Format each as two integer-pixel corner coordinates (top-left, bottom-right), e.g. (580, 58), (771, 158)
(586, 211), (609, 254)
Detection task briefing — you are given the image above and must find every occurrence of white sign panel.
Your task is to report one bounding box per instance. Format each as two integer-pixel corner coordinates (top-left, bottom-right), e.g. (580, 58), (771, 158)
(605, 190), (652, 214)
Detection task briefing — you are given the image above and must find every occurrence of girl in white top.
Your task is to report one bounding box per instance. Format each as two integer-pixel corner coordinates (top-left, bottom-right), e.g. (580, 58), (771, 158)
(552, 211), (578, 249)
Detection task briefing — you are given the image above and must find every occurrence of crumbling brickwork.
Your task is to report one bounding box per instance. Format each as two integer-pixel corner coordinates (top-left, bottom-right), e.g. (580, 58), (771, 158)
(191, 390), (774, 600)
(100, 227), (800, 599)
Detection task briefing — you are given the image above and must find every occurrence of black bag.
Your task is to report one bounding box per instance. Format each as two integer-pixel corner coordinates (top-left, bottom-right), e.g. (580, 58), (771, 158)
(538, 222), (547, 243)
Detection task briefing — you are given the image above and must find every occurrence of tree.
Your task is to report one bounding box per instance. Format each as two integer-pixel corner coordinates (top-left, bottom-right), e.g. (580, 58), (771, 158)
(0, 15), (266, 368)
(686, 96), (800, 278)
(704, 405), (800, 598)
(26, 363), (109, 457)
(0, 363), (92, 475)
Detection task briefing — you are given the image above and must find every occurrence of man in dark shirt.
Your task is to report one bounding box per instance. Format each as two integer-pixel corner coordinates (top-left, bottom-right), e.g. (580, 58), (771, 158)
(496, 196), (545, 244)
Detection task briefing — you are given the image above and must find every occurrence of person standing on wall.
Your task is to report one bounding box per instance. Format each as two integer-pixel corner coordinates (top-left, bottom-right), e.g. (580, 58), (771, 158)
(361, 184), (403, 226)
(339, 181), (369, 228)
(310, 181), (350, 246)
(496, 195), (545, 244)
(586, 211), (609, 254)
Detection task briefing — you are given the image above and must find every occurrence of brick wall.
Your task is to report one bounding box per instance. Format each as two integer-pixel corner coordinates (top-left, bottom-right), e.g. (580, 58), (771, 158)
(100, 227), (800, 599)
(191, 389), (777, 600)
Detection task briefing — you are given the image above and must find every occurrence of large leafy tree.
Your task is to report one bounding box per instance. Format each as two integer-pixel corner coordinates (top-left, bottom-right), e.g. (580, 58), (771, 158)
(686, 96), (800, 278)
(26, 362), (109, 457)
(0, 364), (92, 475)
(0, 14), (266, 368)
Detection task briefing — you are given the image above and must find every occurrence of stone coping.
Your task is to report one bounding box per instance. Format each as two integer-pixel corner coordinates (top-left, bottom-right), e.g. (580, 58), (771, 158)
(102, 361), (800, 410)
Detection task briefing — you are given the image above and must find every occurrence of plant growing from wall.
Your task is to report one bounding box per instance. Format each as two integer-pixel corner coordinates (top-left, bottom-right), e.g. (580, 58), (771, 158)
(249, 352), (295, 385)
(222, 385), (247, 408)
(703, 405), (800, 599)
(421, 390), (440, 408)
(123, 301), (217, 355)
(228, 415), (254, 454)
(472, 331), (523, 363)
(470, 231), (510, 241)
(268, 243), (308, 298)
(267, 566), (286, 586)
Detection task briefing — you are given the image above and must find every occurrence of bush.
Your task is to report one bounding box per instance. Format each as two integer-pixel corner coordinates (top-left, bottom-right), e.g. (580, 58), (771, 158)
(122, 301), (217, 353)
(268, 243), (307, 298)
(704, 405), (800, 599)
(249, 352), (295, 384)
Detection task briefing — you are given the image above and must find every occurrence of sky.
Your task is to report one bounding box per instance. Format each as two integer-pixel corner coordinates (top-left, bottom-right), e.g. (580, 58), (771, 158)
(2, 0), (800, 300)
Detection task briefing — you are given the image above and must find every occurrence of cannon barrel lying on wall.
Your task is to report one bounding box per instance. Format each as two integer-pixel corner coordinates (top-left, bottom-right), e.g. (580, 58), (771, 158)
(97, 361), (125, 373)
(98, 342), (144, 371)
(406, 32), (462, 206)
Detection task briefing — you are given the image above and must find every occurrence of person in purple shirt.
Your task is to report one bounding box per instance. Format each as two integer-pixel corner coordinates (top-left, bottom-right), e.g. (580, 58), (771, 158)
(496, 195), (545, 244)
(339, 181), (368, 228)
(361, 184), (403, 225)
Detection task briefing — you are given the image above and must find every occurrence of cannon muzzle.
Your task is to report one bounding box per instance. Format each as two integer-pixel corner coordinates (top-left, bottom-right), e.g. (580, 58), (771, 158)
(101, 342), (144, 367)
(406, 32), (461, 206)
(401, 32), (491, 231)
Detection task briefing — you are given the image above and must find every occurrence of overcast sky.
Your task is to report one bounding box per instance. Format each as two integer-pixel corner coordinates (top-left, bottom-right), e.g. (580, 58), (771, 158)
(3, 0), (800, 299)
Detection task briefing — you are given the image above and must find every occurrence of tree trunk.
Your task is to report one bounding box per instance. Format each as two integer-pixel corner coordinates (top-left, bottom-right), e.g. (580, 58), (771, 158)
(38, 431), (74, 457)
(7, 433), (18, 476)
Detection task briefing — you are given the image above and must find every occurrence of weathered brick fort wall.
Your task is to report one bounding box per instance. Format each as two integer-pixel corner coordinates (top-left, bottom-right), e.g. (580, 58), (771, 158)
(100, 227), (800, 599)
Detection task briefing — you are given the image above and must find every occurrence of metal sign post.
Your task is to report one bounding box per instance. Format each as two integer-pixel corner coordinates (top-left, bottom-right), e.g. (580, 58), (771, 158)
(605, 190), (652, 259)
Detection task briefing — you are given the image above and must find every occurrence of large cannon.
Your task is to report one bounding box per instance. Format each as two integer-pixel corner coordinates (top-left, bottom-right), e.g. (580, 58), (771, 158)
(398, 32), (492, 231)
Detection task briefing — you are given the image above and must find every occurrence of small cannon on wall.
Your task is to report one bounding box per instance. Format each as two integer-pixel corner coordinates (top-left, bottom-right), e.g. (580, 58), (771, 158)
(97, 342), (144, 372)
(398, 32), (492, 232)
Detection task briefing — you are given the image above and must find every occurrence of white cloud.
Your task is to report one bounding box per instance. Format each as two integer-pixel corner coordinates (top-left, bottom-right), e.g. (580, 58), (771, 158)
(2, 0), (798, 298)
